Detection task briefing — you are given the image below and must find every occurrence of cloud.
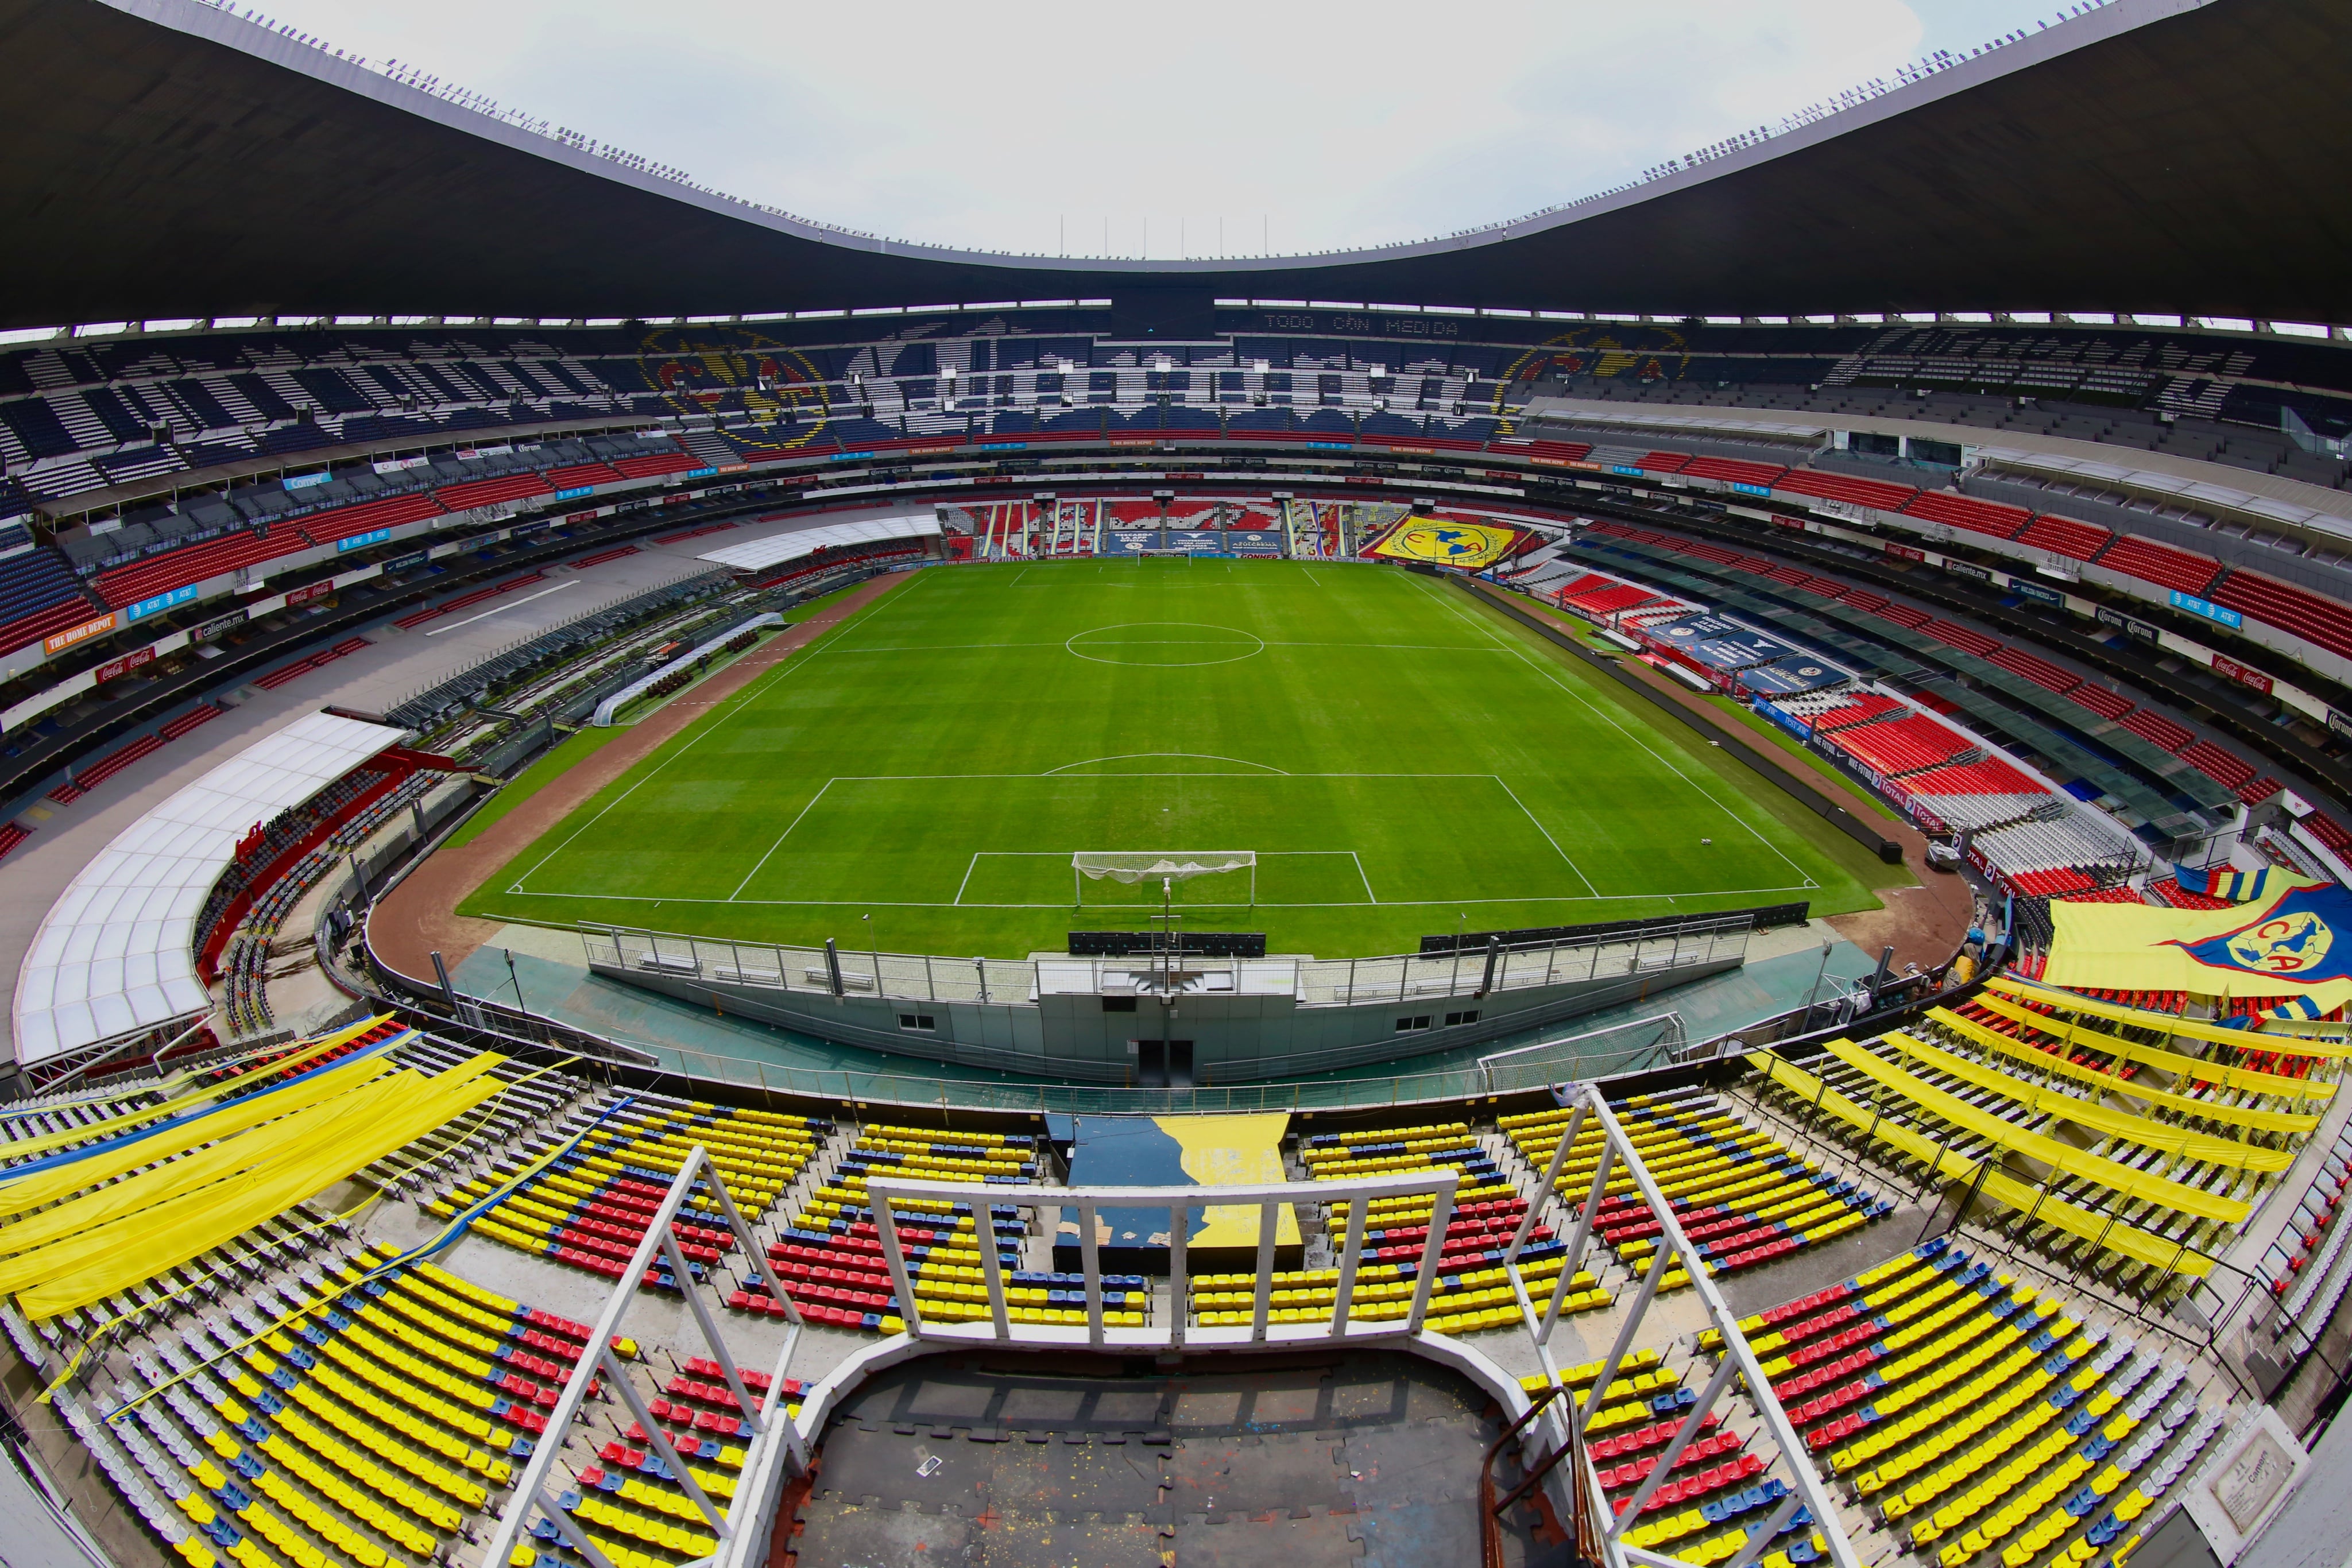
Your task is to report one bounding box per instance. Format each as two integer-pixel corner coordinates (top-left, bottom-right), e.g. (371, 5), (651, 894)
(247, 0), (2065, 254)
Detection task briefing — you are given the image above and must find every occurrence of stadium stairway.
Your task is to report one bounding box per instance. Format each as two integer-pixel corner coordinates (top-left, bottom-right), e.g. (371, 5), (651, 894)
(0, 995), (2324, 1568)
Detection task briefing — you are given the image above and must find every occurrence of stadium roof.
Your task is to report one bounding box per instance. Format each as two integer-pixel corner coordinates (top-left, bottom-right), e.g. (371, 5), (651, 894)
(11, 710), (405, 1064)
(2, 0), (2347, 331)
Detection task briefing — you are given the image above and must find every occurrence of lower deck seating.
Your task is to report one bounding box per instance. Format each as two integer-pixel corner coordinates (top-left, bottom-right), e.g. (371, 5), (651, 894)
(1564, 580), (1664, 617)
(1688, 1237), (2216, 1568)
(744, 1122), (1040, 1331)
(1500, 1089), (1888, 1294)
(1797, 691), (1906, 731)
(1201, 1116), (1600, 1333)
(437, 1095), (822, 1293)
(1824, 716), (1971, 777)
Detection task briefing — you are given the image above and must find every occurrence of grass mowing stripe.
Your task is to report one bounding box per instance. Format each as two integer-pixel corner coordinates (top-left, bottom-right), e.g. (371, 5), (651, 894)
(506, 573), (918, 891)
(1414, 574), (1815, 881)
(467, 558), (1879, 957)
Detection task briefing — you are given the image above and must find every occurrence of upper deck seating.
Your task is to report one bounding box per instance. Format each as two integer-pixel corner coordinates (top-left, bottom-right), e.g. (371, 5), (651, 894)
(2209, 567), (2352, 662)
(1902, 491), (2030, 541)
(2014, 513), (2114, 562)
(2092, 537), (2222, 597)
(0, 540), (99, 656)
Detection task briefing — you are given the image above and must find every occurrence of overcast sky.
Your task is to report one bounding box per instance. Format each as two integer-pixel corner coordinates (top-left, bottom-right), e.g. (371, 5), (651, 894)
(246, 0), (2072, 257)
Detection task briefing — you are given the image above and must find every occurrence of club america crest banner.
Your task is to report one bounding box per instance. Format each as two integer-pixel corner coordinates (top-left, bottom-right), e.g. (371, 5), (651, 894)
(2044, 876), (2352, 1008)
(1368, 517), (1520, 570)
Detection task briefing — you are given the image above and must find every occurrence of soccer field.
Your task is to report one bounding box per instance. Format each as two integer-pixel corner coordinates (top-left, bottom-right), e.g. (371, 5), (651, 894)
(462, 557), (1889, 956)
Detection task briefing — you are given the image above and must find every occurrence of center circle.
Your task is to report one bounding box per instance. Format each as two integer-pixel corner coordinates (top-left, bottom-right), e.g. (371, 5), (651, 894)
(1065, 622), (1267, 668)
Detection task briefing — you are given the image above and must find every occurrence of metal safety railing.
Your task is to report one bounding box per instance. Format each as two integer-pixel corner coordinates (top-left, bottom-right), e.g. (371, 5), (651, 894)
(1501, 1085), (1860, 1568)
(481, 1096), (1862, 1568)
(478, 1147), (809, 1568)
(582, 915), (1752, 1011)
(868, 1168), (1460, 1351)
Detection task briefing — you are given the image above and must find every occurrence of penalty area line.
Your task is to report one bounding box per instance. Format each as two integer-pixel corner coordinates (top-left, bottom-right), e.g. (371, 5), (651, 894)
(489, 882), (1821, 909)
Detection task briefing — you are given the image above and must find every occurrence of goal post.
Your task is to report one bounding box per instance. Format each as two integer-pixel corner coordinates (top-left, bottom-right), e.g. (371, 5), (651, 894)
(1071, 851), (1256, 909)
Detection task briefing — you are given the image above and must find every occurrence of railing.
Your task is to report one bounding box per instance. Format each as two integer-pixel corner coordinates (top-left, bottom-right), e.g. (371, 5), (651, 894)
(870, 1168), (1456, 1351)
(1476, 1011), (1685, 1090)
(474, 1095), (1860, 1568)
(479, 1145), (808, 1568)
(583, 914), (1751, 1009)
(387, 984), (1719, 1114)
(1507, 1086), (1861, 1568)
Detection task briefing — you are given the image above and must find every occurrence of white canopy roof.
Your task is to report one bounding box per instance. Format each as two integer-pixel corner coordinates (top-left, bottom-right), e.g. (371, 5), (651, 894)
(12, 711), (405, 1065)
(698, 514), (939, 574)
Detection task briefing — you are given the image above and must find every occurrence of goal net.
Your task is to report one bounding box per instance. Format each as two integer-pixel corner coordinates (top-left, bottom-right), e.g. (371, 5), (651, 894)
(1072, 851), (1256, 907)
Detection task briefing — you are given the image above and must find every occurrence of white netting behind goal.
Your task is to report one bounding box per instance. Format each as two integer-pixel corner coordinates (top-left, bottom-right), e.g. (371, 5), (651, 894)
(1071, 851), (1256, 884)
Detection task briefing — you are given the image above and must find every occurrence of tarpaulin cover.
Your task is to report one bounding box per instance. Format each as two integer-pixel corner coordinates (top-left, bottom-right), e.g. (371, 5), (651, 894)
(0, 1052), (503, 1318)
(2044, 880), (2352, 1012)
(1746, 1051), (2215, 1277)
(0, 1048), (394, 1219)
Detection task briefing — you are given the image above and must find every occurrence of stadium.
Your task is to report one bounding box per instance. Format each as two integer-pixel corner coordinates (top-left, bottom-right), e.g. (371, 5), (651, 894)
(0, 1), (2347, 1565)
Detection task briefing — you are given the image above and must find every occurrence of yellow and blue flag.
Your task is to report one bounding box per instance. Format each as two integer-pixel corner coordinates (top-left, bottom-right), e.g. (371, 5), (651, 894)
(2048, 879), (2352, 1009)
(2176, 864), (2322, 904)
(1054, 1113), (1300, 1264)
(1370, 517), (1520, 570)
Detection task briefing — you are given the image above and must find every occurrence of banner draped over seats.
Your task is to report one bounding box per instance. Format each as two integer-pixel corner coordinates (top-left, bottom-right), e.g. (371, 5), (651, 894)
(1877, 1030), (2295, 1172)
(1744, 1052), (2218, 1277)
(2042, 877), (2352, 1009)
(2175, 864), (2314, 905)
(0, 1049), (504, 1318)
(1928, 1004), (2321, 1133)
(0, 1049), (394, 1220)
(1367, 517), (1519, 569)
(1821, 1039), (2252, 1224)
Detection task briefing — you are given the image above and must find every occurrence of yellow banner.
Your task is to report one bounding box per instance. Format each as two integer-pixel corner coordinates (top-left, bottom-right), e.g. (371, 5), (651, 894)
(5, 1055), (504, 1318)
(2044, 884), (2352, 1011)
(1162, 1113), (1301, 1249)
(1370, 517), (1519, 570)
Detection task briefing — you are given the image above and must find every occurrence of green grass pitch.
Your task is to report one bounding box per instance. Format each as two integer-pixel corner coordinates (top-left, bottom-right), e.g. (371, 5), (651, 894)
(461, 557), (1893, 957)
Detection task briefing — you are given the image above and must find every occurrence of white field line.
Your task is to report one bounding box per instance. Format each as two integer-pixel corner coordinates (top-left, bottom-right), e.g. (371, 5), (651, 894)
(1417, 575), (1816, 883)
(1489, 774), (1599, 898)
(494, 882), (1821, 911)
(504, 570), (935, 893)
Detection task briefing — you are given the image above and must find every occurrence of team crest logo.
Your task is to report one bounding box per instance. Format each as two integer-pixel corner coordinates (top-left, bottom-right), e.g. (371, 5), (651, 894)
(1404, 527), (1483, 559)
(637, 327), (830, 452)
(2225, 911), (2333, 973)
(1371, 518), (1518, 569)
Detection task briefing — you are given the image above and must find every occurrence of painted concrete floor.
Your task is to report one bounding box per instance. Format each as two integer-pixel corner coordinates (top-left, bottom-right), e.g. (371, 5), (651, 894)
(784, 1350), (1575, 1568)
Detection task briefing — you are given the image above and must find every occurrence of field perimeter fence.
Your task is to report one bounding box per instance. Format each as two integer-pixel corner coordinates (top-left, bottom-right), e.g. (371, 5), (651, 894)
(581, 916), (1752, 1010)
(414, 990), (1699, 1114)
